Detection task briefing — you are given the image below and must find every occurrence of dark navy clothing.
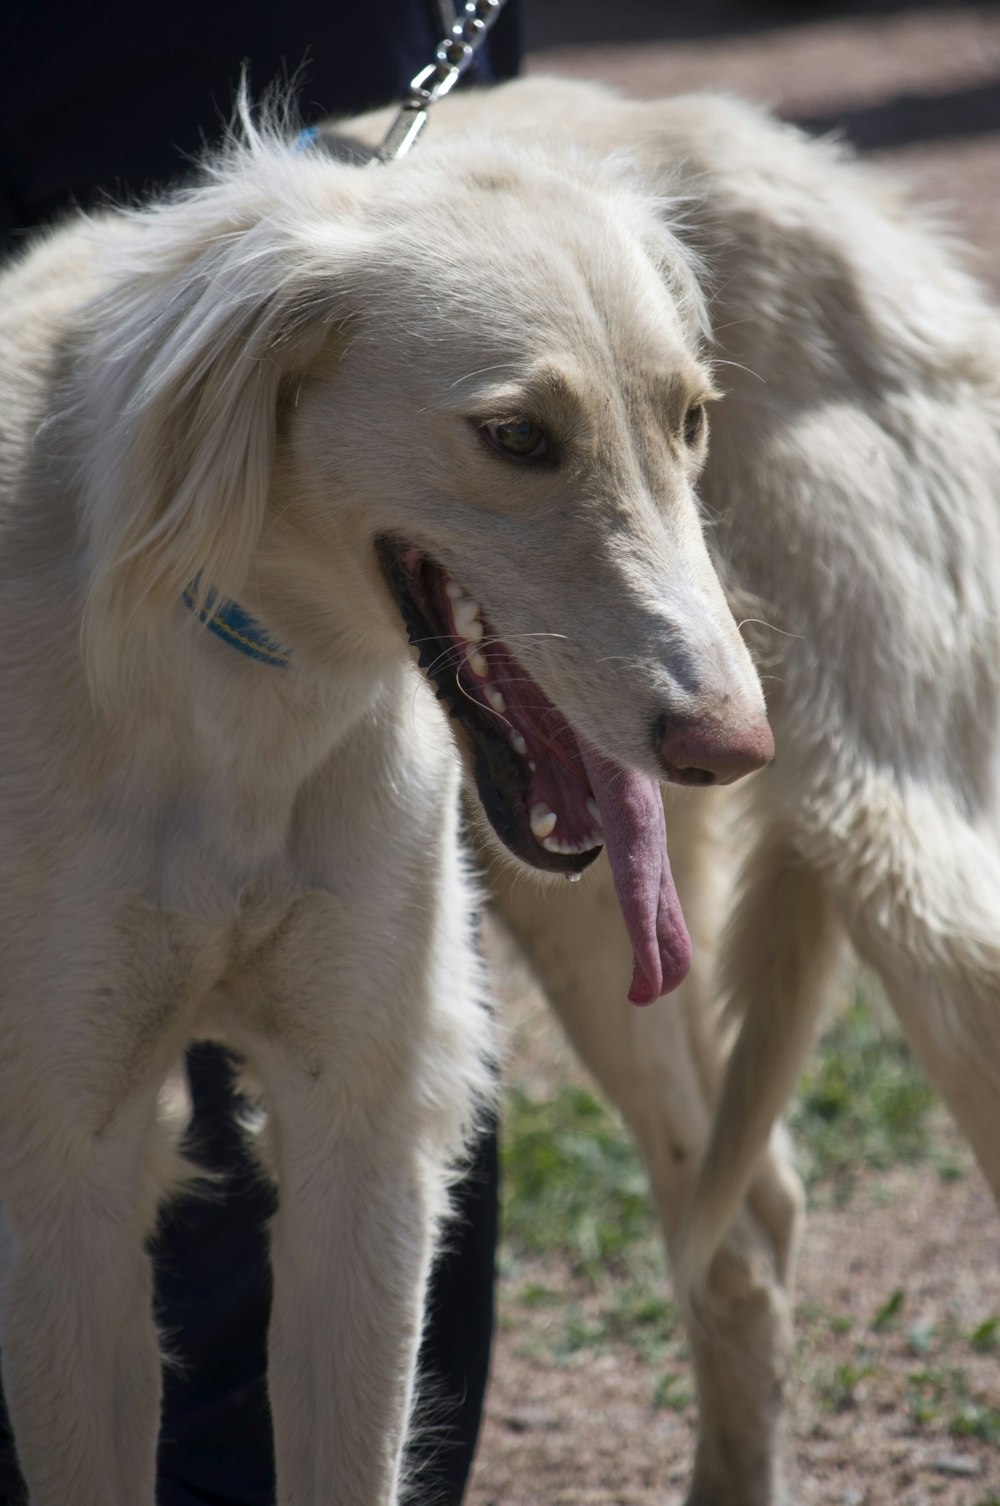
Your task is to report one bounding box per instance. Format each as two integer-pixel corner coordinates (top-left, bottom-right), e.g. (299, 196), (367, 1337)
(0, 4), (518, 1499)
(0, 0), (522, 247)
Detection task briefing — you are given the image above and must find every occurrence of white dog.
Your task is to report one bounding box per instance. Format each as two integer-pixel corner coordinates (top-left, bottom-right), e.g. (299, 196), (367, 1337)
(2, 73), (999, 1506)
(0, 82), (774, 1506)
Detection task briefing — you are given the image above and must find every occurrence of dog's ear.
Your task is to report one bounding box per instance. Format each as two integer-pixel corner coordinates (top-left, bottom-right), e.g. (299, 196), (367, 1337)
(78, 170), (363, 693)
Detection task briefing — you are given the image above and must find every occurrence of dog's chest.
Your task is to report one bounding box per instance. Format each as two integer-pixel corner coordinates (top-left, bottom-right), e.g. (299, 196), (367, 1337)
(154, 758), (456, 1018)
(73, 670), (466, 1051)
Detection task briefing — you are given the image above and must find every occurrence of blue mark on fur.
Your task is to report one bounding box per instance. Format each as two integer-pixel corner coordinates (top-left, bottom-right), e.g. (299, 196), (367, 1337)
(182, 582), (290, 668)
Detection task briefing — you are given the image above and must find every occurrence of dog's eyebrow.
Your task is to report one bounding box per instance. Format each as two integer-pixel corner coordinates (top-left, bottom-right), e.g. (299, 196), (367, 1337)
(445, 360), (587, 421)
(650, 368), (721, 411)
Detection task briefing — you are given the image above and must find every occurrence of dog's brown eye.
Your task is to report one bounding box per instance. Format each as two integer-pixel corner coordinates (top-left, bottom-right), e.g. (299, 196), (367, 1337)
(683, 403), (706, 446)
(483, 420), (549, 460)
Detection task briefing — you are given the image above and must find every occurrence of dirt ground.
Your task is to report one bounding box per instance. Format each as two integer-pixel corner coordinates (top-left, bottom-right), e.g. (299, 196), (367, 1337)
(470, 989), (1000, 1506)
(467, 5), (1000, 1504)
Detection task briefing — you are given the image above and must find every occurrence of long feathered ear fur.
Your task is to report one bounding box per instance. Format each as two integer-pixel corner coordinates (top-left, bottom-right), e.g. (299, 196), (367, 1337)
(75, 131), (365, 696)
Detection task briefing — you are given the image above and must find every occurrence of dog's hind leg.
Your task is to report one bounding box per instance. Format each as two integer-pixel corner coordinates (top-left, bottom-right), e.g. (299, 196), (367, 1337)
(495, 789), (805, 1506)
(809, 780), (1000, 1195)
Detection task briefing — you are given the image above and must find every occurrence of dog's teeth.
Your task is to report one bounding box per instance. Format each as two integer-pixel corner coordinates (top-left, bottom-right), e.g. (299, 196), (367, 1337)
(530, 804), (558, 840)
(455, 611), (484, 644)
(484, 685), (506, 714)
(446, 578), (486, 639)
(511, 732), (528, 757)
(467, 649), (488, 677)
(542, 835), (585, 856)
(542, 832), (603, 857)
(452, 594), (484, 635)
(586, 797), (603, 829)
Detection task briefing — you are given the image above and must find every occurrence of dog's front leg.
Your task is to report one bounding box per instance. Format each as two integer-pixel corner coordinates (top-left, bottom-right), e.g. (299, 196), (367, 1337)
(269, 1082), (435, 1506)
(0, 897), (209, 1506)
(0, 1127), (163, 1506)
(227, 884), (489, 1506)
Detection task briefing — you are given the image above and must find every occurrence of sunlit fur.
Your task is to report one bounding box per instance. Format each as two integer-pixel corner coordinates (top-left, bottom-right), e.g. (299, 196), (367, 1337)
(0, 88), (772, 1506)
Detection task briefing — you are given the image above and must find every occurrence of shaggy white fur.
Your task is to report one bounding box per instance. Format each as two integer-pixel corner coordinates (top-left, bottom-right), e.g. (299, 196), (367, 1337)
(0, 84), (772, 1506)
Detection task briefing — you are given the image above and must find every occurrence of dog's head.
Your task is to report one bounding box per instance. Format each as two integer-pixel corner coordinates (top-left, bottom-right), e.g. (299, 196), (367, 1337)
(78, 127), (771, 1002)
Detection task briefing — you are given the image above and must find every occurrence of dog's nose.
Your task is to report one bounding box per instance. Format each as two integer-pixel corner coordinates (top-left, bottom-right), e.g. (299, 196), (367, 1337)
(655, 712), (774, 787)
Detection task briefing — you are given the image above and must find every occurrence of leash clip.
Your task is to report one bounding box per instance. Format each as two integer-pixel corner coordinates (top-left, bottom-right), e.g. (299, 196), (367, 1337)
(373, 0), (508, 165)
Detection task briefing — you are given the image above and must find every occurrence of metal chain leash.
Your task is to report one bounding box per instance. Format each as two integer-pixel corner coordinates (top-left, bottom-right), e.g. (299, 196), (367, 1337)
(373, 0), (509, 164)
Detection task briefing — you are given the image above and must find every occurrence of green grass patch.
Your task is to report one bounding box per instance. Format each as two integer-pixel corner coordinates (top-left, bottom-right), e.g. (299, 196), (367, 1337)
(907, 1365), (950, 1427)
(950, 1402), (1000, 1447)
(501, 1083), (655, 1276)
(789, 990), (937, 1190)
(815, 1354), (875, 1411)
(904, 1366), (1000, 1444)
(546, 1285), (679, 1365)
(501, 989), (941, 1279)
(971, 1317), (999, 1353)
(503, 983), (940, 1281)
(652, 1373), (693, 1412)
(872, 1288), (906, 1331)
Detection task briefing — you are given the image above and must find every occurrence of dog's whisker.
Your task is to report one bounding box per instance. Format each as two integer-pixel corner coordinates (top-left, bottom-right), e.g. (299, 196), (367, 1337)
(446, 362), (521, 391)
(736, 617), (803, 640)
(711, 357), (766, 384)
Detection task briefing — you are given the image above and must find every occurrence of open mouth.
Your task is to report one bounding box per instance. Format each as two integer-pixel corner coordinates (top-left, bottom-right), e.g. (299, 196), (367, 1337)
(376, 534), (693, 1004)
(376, 535), (603, 880)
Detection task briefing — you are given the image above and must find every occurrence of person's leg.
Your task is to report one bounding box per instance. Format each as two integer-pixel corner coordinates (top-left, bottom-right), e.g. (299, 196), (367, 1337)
(405, 1116), (499, 1505)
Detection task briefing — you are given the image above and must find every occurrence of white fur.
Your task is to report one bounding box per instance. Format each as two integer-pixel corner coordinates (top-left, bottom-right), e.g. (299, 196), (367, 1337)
(0, 90), (771, 1506)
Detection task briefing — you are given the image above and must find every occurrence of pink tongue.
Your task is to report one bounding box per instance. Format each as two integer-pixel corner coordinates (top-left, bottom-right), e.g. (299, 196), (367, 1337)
(580, 742), (691, 1005)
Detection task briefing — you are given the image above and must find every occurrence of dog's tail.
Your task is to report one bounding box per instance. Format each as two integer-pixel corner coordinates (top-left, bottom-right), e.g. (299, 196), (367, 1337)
(677, 765), (1000, 1293)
